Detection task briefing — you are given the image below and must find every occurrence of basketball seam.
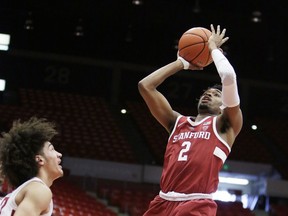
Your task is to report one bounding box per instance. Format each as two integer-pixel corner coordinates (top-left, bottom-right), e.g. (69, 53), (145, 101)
(184, 33), (207, 41)
(201, 29), (211, 65)
(191, 44), (206, 63)
(200, 29), (209, 40)
(179, 33), (205, 50)
(180, 32), (207, 56)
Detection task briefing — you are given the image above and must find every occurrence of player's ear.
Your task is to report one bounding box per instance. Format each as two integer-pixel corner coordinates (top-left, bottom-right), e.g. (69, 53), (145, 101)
(35, 155), (44, 165)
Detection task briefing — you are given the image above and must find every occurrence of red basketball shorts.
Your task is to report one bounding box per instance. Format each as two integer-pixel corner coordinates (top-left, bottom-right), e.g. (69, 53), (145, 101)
(143, 195), (217, 216)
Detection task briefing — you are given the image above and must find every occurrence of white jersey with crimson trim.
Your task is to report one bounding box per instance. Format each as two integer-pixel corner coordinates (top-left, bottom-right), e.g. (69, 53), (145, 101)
(0, 177), (53, 216)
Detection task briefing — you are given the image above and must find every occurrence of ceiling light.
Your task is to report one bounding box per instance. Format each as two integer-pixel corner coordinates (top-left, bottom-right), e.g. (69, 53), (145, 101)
(121, 109), (127, 114)
(219, 176), (249, 185)
(251, 11), (262, 23)
(0, 33), (10, 51)
(0, 79), (6, 91)
(251, 125), (258, 130)
(193, 0), (201, 13)
(132, 0), (143, 5)
(24, 12), (34, 30)
(74, 18), (84, 37)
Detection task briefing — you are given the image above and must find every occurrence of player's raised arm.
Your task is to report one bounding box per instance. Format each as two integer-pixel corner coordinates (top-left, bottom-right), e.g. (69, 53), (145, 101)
(209, 24), (243, 144)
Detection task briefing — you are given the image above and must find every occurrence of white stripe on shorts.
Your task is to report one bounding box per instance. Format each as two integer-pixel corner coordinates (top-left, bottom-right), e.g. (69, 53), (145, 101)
(159, 190), (213, 201)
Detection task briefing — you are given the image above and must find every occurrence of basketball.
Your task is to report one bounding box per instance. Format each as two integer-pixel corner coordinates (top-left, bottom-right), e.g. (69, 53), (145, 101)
(178, 27), (213, 68)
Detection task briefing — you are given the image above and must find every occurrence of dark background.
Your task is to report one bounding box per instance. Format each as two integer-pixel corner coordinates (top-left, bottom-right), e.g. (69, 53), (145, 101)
(0, 0), (287, 124)
(0, 0), (287, 81)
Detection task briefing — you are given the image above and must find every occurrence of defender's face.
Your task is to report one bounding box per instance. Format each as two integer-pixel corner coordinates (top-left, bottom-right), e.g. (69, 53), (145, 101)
(39, 141), (63, 180)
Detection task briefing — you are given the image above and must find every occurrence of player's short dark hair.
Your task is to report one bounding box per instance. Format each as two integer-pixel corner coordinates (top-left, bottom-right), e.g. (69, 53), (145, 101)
(196, 84), (222, 104)
(208, 84), (222, 92)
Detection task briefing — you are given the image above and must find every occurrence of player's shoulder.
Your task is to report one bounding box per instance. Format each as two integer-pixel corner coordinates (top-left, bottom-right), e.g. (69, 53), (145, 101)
(15, 179), (52, 209)
(24, 180), (52, 198)
(27, 180), (51, 190)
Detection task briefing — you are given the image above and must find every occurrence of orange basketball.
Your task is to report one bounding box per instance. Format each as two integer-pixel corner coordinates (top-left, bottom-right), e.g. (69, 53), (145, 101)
(178, 27), (213, 67)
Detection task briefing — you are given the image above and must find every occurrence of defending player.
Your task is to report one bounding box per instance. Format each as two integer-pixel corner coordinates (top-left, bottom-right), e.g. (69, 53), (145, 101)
(0, 117), (63, 216)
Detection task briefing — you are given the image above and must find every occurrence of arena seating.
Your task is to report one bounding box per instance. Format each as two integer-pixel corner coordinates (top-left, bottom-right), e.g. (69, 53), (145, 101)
(96, 178), (256, 216)
(269, 203), (288, 216)
(229, 124), (274, 164)
(126, 100), (168, 164)
(0, 88), (137, 163)
(254, 116), (288, 155)
(96, 178), (159, 215)
(216, 200), (256, 216)
(51, 178), (117, 216)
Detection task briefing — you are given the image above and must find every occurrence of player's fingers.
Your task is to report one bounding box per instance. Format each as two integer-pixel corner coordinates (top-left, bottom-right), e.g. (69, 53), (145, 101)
(210, 24), (215, 34)
(219, 37), (229, 47)
(216, 25), (221, 35)
(222, 37), (229, 44)
(221, 28), (226, 37)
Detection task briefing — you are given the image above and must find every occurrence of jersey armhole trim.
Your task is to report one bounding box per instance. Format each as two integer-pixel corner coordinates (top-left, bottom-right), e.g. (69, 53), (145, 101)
(168, 115), (183, 141)
(212, 116), (231, 152)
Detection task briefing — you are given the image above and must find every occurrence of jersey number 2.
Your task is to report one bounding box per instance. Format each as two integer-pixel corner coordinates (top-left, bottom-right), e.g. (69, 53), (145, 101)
(178, 141), (191, 161)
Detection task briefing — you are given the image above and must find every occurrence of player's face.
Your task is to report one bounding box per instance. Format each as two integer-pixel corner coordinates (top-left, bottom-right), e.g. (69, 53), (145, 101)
(40, 141), (63, 180)
(198, 88), (222, 114)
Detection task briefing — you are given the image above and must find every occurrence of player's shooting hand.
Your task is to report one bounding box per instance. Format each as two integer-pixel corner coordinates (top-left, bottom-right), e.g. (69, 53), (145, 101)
(209, 24), (229, 51)
(177, 52), (203, 71)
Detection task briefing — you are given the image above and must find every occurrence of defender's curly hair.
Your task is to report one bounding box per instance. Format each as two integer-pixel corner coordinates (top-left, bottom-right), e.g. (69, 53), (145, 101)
(0, 117), (58, 188)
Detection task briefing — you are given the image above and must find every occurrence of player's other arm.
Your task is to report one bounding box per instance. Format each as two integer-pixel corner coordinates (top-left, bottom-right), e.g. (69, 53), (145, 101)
(138, 60), (184, 132)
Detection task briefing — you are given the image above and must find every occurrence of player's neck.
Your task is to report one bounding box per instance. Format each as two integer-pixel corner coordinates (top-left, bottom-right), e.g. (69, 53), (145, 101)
(36, 172), (53, 187)
(195, 113), (215, 122)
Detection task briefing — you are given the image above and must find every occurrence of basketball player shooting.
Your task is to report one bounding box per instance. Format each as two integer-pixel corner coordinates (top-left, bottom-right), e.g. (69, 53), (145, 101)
(138, 24), (243, 216)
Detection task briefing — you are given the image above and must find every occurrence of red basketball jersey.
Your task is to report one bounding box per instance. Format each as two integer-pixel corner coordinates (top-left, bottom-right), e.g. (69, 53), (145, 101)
(160, 115), (231, 194)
